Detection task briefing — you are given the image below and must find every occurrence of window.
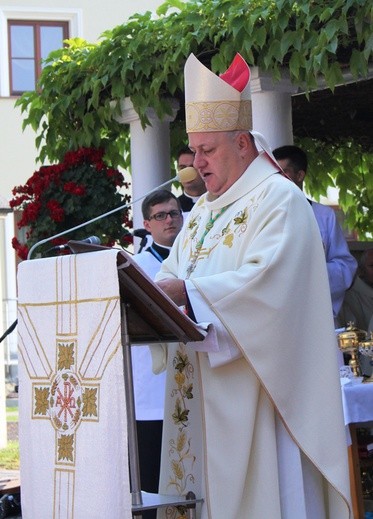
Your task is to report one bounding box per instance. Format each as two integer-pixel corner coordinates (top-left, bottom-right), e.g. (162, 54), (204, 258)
(8, 20), (68, 95)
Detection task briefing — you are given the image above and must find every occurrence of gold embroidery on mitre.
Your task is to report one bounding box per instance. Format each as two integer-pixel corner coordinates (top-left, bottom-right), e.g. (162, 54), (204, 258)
(186, 100), (252, 132)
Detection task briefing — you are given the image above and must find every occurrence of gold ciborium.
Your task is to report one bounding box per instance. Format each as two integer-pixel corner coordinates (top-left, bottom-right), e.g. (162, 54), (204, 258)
(359, 332), (373, 383)
(337, 323), (367, 378)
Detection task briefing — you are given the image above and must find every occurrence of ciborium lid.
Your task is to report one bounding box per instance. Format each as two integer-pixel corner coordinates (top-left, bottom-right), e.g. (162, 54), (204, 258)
(337, 322), (367, 351)
(359, 331), (373, 350)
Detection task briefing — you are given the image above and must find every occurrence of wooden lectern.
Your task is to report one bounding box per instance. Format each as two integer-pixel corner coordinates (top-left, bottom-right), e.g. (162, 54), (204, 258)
(69, 242), (205, 517)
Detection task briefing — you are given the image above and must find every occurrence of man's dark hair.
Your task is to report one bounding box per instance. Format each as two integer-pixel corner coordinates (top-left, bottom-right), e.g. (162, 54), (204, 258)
(177, 146), (194, 161)
(273, 145), (308, 173)
(141, 189), (181, 220)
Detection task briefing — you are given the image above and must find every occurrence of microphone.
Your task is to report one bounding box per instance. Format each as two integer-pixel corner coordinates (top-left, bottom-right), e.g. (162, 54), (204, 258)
(48, 235), (101, 252)
(132, 229), (150, 239)
(131, 228), (151, 253)
(27, 167), (198, 260)
(177, 167), (198, 183)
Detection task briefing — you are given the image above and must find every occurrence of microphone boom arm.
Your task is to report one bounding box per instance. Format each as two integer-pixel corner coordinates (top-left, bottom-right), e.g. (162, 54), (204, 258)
(27, 173), (188, 260)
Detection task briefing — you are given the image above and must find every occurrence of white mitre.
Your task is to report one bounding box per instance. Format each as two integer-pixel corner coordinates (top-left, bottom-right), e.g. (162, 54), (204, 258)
(184, 53), (252, 133)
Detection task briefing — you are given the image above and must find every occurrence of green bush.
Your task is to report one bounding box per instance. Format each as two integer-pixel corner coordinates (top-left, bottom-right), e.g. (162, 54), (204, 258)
(0, 441), (20, 470)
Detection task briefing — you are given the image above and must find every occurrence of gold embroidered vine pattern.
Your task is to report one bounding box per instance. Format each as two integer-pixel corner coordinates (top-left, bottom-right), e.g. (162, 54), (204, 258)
(165, 344), (196, 518)
(185, 206), (249, 276)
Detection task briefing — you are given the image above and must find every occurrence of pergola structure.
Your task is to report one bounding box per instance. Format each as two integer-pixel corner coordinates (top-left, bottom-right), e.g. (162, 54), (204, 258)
(293, 75), (373, 151)
(13, 0), (372, 244)
(115, 67), (373, 236)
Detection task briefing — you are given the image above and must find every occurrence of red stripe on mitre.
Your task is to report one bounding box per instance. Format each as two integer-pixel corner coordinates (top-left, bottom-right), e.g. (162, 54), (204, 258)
(219, 53), (250, 92)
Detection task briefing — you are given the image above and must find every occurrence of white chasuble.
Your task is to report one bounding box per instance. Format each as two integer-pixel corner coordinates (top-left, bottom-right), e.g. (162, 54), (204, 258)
(17, 249), (131, 519)
(156, 153), (351, 519)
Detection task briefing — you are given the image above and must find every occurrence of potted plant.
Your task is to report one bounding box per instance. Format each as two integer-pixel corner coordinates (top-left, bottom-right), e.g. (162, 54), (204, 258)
(10, 147), (132, 260)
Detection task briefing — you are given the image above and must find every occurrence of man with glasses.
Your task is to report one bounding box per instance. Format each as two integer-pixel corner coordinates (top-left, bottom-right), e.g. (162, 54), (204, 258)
(131, 189), (183, 518)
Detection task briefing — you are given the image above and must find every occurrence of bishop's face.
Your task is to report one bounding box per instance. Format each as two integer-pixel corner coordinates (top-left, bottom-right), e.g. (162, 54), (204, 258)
(188, 131), (251, 197)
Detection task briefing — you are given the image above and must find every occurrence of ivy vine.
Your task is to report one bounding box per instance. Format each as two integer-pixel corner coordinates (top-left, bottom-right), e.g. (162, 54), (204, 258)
(297, 137), (373, 238)
(15, 0), (373, 237)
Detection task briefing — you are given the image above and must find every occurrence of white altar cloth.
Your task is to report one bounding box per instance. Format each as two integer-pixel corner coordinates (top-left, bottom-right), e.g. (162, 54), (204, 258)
(342, 380), (373, 427)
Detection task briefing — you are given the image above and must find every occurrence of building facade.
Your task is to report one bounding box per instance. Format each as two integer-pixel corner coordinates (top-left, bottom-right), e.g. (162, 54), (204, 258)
(0, 0), (163, 383)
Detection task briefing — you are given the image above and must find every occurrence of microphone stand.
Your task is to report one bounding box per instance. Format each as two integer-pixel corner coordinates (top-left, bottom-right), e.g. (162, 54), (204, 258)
(137, 235), (149, 253)
(27, 175), (180, 260)
(0, 319), (18, 344)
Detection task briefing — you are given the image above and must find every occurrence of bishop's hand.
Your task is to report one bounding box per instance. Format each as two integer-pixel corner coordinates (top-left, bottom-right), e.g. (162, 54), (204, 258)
(156, 278), (187, 307)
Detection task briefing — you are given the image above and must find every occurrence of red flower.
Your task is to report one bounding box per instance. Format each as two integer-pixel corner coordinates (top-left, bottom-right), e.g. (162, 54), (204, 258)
(107, 168), (125, 187)
(46, 200), (65, 222)
(11, 237), (29, 261)
(64, 182), (86, 196)
(17, 201), (42, 227)
(74, 185), (86, 196)
(9, 194), (28, 208)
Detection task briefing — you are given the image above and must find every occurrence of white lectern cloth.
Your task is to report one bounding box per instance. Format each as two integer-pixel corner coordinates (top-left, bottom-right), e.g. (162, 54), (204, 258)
(17, 249), (131, 519)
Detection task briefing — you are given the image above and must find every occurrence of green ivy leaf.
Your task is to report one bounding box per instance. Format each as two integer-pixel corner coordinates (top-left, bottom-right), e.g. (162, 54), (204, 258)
(254, 26), (267, 48)
(12, 0), (373, 240)
(324, 62), (344, 91)
(350, 48), (368, 78)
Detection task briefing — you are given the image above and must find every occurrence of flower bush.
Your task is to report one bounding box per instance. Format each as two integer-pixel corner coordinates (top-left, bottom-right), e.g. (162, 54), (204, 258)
(10, 147), (132, 260)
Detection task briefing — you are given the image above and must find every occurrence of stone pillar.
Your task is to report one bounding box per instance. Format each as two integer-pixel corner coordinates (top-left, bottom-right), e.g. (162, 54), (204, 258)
(116, 98), (179, 245)
(250, 67), (298, 150)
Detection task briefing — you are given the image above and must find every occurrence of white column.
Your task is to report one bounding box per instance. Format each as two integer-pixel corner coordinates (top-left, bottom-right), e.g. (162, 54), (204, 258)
(116, 98), (179, 239)
(250, 67), (298, 150)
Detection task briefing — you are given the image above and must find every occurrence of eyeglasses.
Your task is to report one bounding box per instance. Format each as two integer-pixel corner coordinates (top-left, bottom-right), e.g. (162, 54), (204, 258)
(148, 210), (182, 221)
